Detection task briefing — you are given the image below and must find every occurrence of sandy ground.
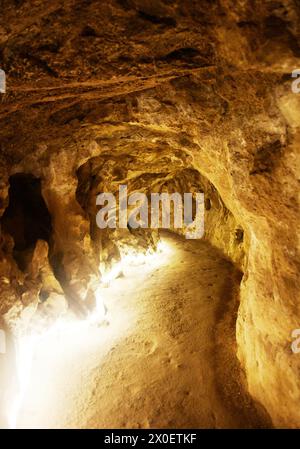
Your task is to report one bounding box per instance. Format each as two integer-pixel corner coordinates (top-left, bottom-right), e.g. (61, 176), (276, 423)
(17, 233), (271, 428)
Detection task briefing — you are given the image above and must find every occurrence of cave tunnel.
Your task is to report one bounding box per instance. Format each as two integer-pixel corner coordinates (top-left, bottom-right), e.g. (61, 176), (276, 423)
(0, 0), (300, 433)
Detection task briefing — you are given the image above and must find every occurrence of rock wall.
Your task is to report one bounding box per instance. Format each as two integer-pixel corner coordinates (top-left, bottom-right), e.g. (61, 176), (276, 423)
(0, 0), (300, 427)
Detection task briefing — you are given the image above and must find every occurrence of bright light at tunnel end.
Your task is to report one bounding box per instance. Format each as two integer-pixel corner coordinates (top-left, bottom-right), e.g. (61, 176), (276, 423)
(99, 240), (171, 286)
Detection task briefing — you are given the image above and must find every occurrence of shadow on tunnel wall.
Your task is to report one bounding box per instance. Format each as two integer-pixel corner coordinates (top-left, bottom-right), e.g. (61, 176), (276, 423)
(213, 267), (273, 428)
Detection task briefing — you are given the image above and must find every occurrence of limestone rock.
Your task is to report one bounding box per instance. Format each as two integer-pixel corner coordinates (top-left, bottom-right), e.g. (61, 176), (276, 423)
(0, 0), (300, 428)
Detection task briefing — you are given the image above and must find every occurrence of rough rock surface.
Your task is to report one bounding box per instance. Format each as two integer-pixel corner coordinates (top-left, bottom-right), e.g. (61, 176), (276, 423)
(0, 0), (300, 427)
(17, 234), (271, 429)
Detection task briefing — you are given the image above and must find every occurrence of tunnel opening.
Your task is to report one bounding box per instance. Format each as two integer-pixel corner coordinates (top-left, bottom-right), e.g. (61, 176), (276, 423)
(1, 173), (52, 271)
(0, 164), (271, 429)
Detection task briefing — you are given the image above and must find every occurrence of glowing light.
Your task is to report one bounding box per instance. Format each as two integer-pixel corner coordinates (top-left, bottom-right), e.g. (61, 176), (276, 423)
(101, 261), (123, 284)
(88, 287), (107, 324)
(8, 333), (38, 429)
(100, 239), (170, 285)
(7, 278), (111, 427)
(8, 237), (172, 428)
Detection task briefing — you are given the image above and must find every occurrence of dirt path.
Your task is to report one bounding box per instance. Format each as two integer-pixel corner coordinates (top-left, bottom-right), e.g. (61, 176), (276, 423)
(17, 233), (271, 428)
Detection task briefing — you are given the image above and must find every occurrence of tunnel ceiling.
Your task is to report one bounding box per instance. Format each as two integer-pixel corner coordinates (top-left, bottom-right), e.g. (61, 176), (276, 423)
(0, 0), (300, 428)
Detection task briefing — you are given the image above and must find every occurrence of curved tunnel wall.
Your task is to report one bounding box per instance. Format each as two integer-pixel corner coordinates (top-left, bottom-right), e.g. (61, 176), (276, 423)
(0, 0), (299, 427)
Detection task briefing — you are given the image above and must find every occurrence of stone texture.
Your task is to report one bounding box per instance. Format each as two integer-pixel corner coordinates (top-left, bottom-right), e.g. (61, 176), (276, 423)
(0, 0), (300, 427)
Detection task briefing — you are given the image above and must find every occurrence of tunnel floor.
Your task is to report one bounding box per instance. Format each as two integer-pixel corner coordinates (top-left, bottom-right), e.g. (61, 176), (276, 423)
(17, 234), (269, 429)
